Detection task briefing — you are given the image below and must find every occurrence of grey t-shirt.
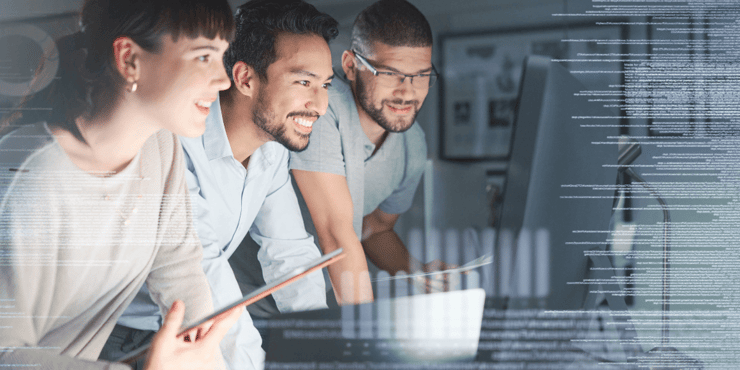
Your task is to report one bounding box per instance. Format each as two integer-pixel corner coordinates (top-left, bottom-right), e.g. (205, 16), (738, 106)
(290, 72), (427, 239)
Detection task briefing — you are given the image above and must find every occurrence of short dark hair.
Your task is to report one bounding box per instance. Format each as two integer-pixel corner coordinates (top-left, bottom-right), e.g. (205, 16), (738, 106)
(223, 0), (339, 82)
(350, 0), (432, 55)
(6, 0), (234, 142)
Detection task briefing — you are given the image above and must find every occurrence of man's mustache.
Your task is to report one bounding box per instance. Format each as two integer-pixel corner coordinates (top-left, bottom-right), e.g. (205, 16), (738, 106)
(287, 111), (320, 119)
(386, 99), (418, 107)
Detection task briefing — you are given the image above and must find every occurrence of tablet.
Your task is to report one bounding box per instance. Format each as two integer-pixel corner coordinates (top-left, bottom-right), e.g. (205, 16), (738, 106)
(371, 254), (493, 282)
(117, 248), (345, 363)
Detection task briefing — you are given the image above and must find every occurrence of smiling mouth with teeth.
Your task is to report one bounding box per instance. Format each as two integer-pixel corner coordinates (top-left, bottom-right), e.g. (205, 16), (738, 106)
(387, 104), (413, 113)
(195, 100), (213, 116)
(293, 117), (314, 128)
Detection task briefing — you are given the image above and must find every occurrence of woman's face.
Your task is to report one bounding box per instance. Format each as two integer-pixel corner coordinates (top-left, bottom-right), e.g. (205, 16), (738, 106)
(134, 34), (231, 137)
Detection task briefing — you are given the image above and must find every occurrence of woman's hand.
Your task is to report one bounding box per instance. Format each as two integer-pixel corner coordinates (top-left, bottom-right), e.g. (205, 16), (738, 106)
(143, 300), (243, 370)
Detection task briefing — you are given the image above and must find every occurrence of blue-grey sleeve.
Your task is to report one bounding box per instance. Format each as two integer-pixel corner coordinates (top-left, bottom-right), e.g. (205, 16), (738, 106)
(377, 125), (428, 215)
(182, 147), (265, 370)
(249, 147), (327, 313)
(289, 102), (346, 177)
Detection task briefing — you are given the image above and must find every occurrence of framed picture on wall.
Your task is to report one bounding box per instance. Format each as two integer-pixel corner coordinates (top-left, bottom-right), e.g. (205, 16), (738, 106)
(439, 23), (626, 160)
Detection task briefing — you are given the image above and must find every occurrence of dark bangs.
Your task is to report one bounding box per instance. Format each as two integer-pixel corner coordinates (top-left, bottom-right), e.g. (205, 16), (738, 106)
(166, 0), (235, 43)
(80, 0), (234, 53)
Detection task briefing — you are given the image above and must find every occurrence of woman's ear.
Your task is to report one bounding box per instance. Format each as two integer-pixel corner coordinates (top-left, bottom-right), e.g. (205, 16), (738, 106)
(112, 36), (140, 86)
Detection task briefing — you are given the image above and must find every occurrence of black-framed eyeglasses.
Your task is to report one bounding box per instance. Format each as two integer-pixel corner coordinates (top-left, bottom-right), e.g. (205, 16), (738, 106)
(352, 50), (438, 89)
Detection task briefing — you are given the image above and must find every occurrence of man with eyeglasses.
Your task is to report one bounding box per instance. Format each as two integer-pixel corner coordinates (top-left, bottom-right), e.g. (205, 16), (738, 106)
(290, 0), (449, 305)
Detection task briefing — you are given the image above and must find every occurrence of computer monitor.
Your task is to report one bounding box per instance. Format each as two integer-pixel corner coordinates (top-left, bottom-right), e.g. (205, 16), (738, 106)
(497, 55), (618, 310)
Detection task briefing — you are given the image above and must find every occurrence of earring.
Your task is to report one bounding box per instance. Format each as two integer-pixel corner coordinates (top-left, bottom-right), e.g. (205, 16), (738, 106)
(125, 57), (138, 93)
(127, 79), (138, 93)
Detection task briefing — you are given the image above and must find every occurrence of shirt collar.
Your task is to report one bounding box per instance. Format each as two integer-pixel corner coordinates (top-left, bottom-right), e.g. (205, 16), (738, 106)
(202, 96), (279, 170)
(203, 96), (234, 161)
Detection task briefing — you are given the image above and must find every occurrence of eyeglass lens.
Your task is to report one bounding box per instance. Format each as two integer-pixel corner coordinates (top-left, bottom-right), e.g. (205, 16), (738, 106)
(377, 73), (435, 88)
(376, 72), (437, 89)
(355, 52), (437, 89)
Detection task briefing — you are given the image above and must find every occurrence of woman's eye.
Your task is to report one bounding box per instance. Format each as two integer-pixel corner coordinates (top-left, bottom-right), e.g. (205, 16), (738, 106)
(298, 80), (309, 86)
(322, 82), (332, 89)
(198, 55), (210, 62)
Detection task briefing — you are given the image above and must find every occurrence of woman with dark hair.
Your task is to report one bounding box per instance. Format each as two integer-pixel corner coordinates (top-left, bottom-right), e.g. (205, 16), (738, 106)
(0, 0), (241, 369)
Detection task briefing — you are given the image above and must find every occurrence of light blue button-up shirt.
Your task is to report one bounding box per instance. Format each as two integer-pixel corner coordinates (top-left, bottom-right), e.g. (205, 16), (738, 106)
(118, 98), (326, 370)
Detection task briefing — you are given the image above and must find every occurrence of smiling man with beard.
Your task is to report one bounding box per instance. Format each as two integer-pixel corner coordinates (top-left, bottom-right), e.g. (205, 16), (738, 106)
(291, 0), (452, 305)
(100, 1), (338, 369)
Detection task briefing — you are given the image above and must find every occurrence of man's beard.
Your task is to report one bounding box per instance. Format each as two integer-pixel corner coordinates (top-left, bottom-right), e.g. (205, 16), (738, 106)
(355, 75), (419, 133)
(252, 90), (312, 152)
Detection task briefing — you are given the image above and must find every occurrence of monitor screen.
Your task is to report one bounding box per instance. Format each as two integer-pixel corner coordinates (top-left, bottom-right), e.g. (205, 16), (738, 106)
(497, 55), (619, 310)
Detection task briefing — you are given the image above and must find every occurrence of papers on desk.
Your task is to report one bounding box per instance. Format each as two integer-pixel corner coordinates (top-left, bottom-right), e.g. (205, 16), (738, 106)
(371, 254), (493, 282)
